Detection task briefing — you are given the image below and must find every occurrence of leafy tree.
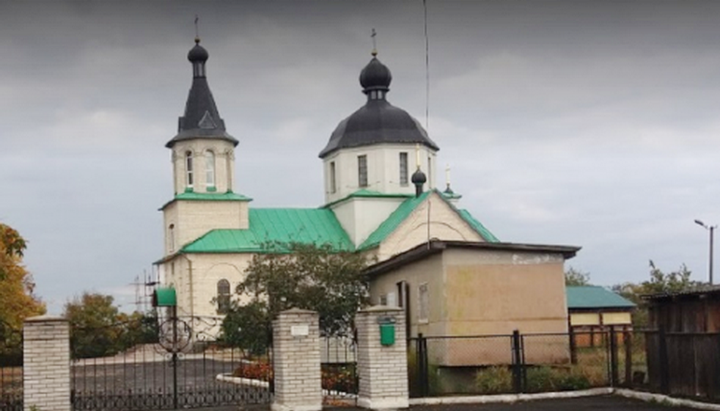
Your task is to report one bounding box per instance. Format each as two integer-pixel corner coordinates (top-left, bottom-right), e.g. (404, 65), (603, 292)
(221, 242), (372, 352)
(64, 292), (158, 358)
(565, 267), (591, 286)
(0, 223), (45, 334)
(611, 260), (703, 327)
(221, 301), (271, 356)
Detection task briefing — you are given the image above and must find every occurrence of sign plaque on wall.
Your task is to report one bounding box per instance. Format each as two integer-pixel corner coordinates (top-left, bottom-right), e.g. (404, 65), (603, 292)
(291, 325), (309, 336)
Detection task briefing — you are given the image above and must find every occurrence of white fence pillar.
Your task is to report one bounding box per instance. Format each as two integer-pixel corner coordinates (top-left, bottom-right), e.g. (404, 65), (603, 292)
(272, 308), (322, 411)
(356, 306), (409, 410)
(23, 315), (71, 411)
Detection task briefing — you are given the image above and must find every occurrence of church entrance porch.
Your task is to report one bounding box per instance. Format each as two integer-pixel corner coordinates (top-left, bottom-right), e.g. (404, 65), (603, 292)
(70, 315), (273, 411)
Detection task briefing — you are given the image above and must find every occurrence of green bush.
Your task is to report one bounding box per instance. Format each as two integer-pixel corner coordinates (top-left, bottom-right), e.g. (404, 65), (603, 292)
(525, 366), (591, 393)
(475, 366), (513, 394)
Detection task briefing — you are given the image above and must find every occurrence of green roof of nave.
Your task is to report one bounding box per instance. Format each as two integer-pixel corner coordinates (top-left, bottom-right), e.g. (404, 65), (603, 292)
(178, 189), (499, 255)
(181, 208), (354, 253)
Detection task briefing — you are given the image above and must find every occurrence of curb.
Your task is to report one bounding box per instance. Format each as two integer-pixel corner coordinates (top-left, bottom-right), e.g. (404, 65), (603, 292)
(408, 387), (614, 405)
(615, 388), (720, 411)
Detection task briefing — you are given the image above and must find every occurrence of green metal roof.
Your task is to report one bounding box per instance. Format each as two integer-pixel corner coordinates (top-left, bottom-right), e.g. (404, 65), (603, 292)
(457, 209), (500, 243)
(160, 191), (252, 210)
(358, 191), (432, 250)
(175, 191), (252, 201)
(323, 189), (413, 208)
(180, 208), (354, 254)
(357, 190), (499, 250)
(566, 286), (636, 309)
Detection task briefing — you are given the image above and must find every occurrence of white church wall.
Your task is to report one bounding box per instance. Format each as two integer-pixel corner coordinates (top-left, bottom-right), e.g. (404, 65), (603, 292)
(330, 196), (406, 247)
(171, 139), (236, 195)
(379, 193), (483, 261)
(163, 200), (249, 256)
(323, 144), (437, 204)
(186, 253), (254, 319)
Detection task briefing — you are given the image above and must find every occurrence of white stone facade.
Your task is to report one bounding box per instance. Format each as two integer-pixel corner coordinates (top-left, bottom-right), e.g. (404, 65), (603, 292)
(379, 192), (484, 261)
(356, 306), (409, 409)
(170, 139), (236, 195)
(23, 316), (71, 411)
(271, 309), (322, 411)
(322, 144), (438, 204)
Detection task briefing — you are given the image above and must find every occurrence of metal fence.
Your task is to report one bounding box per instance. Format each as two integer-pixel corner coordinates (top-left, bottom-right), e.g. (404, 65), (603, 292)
(409, 330), (615, 397)
(0, 324), (22, 411)
(70, 316), (273, 411)
(320, 335), (357, 404)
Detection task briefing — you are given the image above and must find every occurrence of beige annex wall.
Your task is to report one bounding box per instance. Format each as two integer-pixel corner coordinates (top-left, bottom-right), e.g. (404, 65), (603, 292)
(379, 193), (483, 261)
(442, 248), (568, 336)
(368, 253), (445, 338)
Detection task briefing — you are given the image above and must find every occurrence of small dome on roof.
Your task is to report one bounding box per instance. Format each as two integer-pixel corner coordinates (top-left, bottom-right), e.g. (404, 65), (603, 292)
(359, 56), (392, 93)
(188, 40), (209, 63)
(411, 168), (427, 185)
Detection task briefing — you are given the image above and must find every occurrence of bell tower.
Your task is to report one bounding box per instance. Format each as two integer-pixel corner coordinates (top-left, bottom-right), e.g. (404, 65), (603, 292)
(161, 37), (250, 256)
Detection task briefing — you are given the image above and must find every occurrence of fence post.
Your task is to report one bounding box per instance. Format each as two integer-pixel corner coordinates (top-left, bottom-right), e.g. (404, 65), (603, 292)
(624, 329), (632, 387)
(511, 330), (523, 393)
(658, 328), (670, 394)
(569, 326), (577, 365)
(23, 315), (71, 411)
(609, 325), (619, 387)
(417, 333), (429, 397)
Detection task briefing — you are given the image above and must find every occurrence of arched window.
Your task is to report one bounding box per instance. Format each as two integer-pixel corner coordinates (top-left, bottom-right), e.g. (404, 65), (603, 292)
(185, 151), (194, 188)
(205, 150), (215, 189)
(217, 279), (231, 314)
(168, 224), (175, 252)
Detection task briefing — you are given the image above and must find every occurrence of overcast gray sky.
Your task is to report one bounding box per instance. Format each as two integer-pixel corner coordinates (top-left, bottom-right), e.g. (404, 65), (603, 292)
(2, 1), (720, 313)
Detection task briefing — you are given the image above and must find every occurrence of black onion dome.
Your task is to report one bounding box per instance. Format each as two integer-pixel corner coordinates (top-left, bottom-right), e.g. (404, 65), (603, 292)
(411, 168), (427, 185)
(359, 57), (392, 93)
(319, 56), (439, 158)
(166, 40), (238, 148)
(187, 40), (209, 62)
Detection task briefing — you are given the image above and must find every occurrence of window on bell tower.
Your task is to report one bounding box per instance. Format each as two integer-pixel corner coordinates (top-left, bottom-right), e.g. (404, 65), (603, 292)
(358, 155), (368, 187)
(205, 150), (215, 190)
(185, 151), (194, 188)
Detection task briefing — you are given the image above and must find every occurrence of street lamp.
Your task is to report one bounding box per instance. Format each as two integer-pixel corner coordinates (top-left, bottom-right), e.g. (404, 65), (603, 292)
(695, 219), (717, 285)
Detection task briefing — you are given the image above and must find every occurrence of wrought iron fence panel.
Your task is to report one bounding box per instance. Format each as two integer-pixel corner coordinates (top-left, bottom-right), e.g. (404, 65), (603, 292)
(321, 334), (358, 404)
(0, 323), (22, 411)
(70, 315), (272, 410)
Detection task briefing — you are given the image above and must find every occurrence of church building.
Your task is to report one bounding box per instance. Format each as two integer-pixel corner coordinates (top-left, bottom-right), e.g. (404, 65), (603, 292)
(155, 38), (578, 339)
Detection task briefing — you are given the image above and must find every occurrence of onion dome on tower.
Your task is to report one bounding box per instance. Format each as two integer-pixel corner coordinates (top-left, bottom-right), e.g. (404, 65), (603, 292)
(166, 38), (238, 148)
(318, 51), (439, 158)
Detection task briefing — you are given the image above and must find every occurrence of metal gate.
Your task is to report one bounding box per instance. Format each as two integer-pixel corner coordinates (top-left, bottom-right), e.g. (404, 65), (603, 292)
(0, 323), (22, 411)
(70, 315), (272, 410)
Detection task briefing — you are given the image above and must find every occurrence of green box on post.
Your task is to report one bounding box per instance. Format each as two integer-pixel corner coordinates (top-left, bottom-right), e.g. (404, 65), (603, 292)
(152, 287), (177, 307)
(380, 323), (395, 346)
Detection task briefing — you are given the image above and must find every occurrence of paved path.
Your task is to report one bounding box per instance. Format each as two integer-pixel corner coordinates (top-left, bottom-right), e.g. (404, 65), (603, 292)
(186, 395), (700, 411)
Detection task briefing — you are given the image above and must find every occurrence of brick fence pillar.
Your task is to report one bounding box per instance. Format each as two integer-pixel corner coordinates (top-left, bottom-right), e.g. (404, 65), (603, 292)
(23, 315), (71, 411)
(356, 306), (409, 410)
(271, 308), (322, 411)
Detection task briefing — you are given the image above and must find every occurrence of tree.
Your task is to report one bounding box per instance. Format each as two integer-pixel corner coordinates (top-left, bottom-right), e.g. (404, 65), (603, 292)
(64, 292), (158, 358)
(565, 267), (591, 286)
(221, 242), (372, 351)
(612, 260), (703, 327)
(0, 223), (45, 333)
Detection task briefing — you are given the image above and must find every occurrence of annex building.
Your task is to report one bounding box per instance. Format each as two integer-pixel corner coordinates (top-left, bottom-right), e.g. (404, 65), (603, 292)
(155, 38), (580, 340)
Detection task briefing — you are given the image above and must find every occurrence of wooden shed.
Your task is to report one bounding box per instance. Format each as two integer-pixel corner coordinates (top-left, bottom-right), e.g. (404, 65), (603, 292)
(566, 286), (635, 346)
(644, 286), (720, 332)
